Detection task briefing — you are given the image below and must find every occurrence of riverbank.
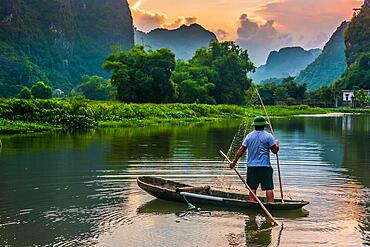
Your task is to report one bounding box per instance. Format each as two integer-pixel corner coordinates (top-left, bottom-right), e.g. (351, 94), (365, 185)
(0, 99), (368, 134)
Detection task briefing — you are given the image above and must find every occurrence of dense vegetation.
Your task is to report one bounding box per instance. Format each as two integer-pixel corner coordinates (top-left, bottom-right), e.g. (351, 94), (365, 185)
(104, 41), (255, 104)
(335, 52), (370, 89)
(0, 99), (245, 133)
(304, 86), (336, 107)
(296, 22), (348, 90)
(74, 76), (111, 100)
(255, 76), (368, 107)
(135, 24), (217, 60)
(182, 41), (255, 104)
(353, 89), (370, 107)
(103, 46), (176, 103)
(6, 38), (364, 108)
(171, 60), (217, 104)
(335, 5), (370, 89)
(345, 8), (370, 65)
(0, 0), (134, 98)
(0, 98), (335, 134)
(251, 47), (321, 83)
(256, 77), (307, 105)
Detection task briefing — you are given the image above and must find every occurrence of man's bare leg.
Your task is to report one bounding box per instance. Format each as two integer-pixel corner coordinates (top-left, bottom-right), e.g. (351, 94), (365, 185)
(249, 189), (257, 201)
(266, 190), (274, 203)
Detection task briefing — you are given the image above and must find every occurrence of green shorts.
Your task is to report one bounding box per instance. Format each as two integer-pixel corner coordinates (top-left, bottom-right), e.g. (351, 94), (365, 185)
(247, 167), (274, 191)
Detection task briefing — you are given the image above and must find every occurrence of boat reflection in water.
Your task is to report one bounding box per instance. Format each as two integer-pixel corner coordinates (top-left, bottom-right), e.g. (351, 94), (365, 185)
(137, 198), (307, 247)
(137, 198), (309, 218)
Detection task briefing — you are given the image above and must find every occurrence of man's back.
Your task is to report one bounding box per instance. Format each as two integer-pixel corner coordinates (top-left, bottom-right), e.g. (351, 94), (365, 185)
(242, 130), (275, 167)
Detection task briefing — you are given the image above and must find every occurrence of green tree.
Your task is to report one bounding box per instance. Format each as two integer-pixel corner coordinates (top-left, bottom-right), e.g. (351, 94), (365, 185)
(304, 86), (335, 107)
(335, 52), (370, 90)
(171, 61), (216, 104)
(257, 77), (307, 105)
(274, 86), (289, 104)
(354, 89), (370, 107)
(76, 75), (109, 100)
(321, 86), (335, 106)
(281, 76), (307, 104)
(31, 81), (52, 99)
(103, 45), (176, 103)
(244, 87), (257, 105)
(190, 40), (255, 104)
(17, 87), (32, 99)
(258, 83), (277, 105)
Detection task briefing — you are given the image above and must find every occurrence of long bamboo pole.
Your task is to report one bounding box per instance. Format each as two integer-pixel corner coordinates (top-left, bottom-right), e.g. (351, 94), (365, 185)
(255, 87), (284, 203)
(219, 150), (279, 226)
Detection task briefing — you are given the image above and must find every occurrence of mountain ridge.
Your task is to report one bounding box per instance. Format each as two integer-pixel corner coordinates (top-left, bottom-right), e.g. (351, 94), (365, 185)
(336, 3), (370, 90)
(296, 21), (348, 90)
(134, 23), (217, 60)
(250, 46), (322, 83)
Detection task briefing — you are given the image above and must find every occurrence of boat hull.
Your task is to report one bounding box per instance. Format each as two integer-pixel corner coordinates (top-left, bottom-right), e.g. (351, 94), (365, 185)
(137, 176), (309, 210)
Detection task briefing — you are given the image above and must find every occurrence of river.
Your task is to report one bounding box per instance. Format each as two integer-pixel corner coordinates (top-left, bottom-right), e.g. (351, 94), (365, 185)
(0, 114), (369, 246)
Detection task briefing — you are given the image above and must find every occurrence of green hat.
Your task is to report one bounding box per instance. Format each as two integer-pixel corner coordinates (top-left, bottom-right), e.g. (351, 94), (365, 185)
(253, 115), (268, 126)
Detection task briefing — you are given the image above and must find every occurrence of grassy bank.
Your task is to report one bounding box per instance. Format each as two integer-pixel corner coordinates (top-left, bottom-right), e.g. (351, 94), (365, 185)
(0, 119), (55, 134)
(0, 99), (368, 134)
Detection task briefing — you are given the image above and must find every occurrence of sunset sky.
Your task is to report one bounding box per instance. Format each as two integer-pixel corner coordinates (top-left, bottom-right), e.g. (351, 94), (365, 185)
(128, 0), (364, 65)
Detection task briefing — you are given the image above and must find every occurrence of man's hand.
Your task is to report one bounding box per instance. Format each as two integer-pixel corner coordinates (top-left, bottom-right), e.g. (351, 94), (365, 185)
(271, 139), (279, 154)
(229, 146), (246, 169)
(230, 160), (237, 169)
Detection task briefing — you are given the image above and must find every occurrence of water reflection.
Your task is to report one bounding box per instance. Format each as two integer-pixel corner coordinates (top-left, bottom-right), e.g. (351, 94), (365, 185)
(136, 198), (309, 219)
(0, 115), (369, 246)
(135, 195), (310, 247)
(274, 114), (369, 246)
(244, 219), (273, 247)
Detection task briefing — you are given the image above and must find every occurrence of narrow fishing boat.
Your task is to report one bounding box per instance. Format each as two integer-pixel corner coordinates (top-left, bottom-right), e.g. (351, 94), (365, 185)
(137, 176), (309, 211)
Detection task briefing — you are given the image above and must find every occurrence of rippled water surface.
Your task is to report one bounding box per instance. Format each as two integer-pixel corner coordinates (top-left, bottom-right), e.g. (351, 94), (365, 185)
(0, 115), (369, 246)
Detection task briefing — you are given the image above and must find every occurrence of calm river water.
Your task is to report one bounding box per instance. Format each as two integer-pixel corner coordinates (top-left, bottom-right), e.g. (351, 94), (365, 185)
(0, 114), (369, 247)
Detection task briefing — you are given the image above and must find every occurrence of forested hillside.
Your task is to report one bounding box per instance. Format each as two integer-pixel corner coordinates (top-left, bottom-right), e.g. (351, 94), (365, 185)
(0, 0), (134, 98)
(335, 2), (370, 90)
(251, 47), (321, 83)
(296, 22), (348, 90)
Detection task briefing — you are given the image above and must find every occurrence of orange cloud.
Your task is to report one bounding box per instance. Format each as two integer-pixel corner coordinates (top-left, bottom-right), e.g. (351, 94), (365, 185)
(254, 0), (362, 46)
(236, 14), (294, 65)
(129, 0), (167, 31)
(128, 0), (198, 31)
(162, 16), (198, 29)
(128, 0), (363, 63)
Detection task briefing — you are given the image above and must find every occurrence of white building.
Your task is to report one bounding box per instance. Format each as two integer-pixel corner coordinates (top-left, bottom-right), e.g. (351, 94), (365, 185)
(342, 90), (355, 102)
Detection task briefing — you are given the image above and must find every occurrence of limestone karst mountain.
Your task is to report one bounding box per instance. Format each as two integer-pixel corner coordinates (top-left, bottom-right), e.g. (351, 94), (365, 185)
(296, 22), (348, 90)
(0, 0), (134, 97)
(250, 47), (321, 83)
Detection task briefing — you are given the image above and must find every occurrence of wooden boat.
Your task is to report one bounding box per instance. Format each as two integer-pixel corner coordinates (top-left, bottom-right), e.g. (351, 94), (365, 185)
(137, 176), (309, 211)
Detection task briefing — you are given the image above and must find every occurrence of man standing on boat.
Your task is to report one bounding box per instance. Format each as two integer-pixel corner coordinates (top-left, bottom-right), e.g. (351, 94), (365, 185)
(229, 116), (279, 203)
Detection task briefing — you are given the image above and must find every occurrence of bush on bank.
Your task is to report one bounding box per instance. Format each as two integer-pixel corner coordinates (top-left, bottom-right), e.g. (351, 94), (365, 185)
(0, 99), (248, 131)
(2, 98), (364, 133)
(0, 119), (53, 134)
